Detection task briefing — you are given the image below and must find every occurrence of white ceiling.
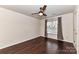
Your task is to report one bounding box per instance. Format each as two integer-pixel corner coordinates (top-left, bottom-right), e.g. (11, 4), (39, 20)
(0, 5), (75, 19)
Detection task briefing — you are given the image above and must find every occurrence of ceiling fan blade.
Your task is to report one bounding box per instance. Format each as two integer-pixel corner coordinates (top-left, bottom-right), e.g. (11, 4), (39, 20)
(32, 13), (39, 15)
(43, 13), (47, 16)
(42, 5), (47, 11)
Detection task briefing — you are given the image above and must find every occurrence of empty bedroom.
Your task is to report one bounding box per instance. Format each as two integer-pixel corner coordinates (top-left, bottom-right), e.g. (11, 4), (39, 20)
(0, 5), (78, 54)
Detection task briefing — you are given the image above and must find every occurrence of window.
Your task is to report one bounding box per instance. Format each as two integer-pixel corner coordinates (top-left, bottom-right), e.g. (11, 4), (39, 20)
(47, 20), (58, 34)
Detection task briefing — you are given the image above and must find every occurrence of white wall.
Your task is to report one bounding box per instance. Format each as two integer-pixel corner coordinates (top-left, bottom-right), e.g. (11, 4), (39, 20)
(40, 13), (74, 43)
(76, 6), (79, 54)
(73, 6), (77, 48)
(40, 19), (45, 37)
(0, 7), (40, 49)
(61, 13), (73, 43)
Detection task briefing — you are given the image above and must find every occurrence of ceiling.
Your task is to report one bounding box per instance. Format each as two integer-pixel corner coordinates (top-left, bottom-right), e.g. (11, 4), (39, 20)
(0, 5), (75, 20)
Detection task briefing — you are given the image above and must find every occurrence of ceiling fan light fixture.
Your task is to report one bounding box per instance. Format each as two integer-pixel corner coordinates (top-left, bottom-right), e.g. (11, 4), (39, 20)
(39, 12), (43, 16)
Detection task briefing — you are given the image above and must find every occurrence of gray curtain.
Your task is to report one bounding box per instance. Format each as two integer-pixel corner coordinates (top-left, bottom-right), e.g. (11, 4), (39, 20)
(57, 17), (63, 40)
(45, 19), (47, 38)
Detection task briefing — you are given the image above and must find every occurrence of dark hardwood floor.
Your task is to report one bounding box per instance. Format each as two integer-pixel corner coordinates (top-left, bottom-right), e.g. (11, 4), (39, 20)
(0, 36), (77, 54)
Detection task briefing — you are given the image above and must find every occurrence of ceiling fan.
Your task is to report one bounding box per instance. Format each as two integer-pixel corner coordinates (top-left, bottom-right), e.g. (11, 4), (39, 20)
(32, 5), (47, 16)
